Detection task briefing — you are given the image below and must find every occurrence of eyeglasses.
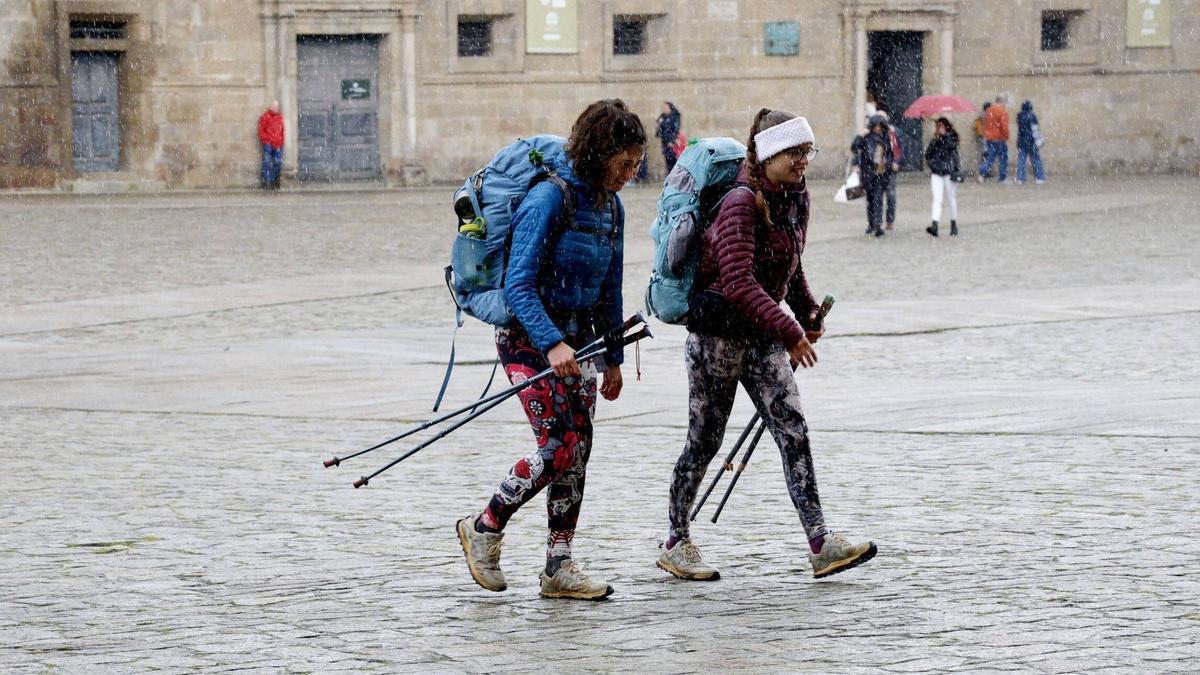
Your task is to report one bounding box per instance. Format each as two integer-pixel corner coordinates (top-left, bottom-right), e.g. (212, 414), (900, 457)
(782, 147), (819, 162)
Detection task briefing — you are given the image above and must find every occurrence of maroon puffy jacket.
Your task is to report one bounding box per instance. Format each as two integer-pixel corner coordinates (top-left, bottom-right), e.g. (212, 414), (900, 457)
(690, 165), (818, 348)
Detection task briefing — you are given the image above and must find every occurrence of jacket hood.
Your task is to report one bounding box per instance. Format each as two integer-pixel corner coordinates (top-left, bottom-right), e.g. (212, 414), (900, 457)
(1021, 101), (1033, 112)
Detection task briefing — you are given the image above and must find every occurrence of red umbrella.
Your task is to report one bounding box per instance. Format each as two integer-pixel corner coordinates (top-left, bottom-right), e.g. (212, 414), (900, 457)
(903, 95), (977, 118)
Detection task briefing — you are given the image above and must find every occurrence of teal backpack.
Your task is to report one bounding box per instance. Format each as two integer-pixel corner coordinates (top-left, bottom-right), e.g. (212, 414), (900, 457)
(645, 137), (747, 324)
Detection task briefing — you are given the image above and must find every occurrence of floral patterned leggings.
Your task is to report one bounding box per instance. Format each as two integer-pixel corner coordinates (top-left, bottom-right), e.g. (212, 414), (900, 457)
(668, 333), (828, 543)
(481, 326), (597, 559)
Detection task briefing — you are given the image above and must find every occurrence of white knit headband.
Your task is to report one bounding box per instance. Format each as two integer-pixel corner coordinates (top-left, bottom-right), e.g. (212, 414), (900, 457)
(754, 116), (816, 162)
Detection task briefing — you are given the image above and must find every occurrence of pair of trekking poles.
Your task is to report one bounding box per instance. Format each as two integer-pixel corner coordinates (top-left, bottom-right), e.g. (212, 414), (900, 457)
(688, 294), (835, 524)
(324, 313), (653, 489)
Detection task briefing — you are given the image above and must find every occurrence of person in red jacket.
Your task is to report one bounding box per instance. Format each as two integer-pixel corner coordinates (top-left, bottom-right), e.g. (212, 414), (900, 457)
(257, 100), (284, 190)
(978, 96), (1010, 183)
(656, 108), (877, 582)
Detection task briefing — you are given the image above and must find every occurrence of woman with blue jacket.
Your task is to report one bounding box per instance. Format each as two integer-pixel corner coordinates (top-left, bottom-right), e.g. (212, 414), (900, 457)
(457, 99), (646, 601)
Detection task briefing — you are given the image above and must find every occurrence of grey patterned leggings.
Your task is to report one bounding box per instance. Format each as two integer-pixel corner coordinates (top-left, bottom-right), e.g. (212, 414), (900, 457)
(668, 333), (828, 542)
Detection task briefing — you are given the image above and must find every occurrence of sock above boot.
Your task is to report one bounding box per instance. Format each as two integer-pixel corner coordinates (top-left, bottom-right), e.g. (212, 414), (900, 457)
(545, 555), (570, 576)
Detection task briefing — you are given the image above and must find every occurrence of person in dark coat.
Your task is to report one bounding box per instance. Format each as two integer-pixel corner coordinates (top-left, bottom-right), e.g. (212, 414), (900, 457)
(1016, 100), (1047, 184)
(924, 117), (961, 237)
(879, 111), (903, 231)
(657, 107), (877, 583)
(655, 101), (682, 175)
(850, 115), (894, 237)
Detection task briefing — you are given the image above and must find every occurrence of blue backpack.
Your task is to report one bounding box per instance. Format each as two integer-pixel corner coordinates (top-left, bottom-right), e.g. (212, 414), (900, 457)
(438, 135), (575, 411)
(447, 135), (575, 327)
(645, 137), (747, 324)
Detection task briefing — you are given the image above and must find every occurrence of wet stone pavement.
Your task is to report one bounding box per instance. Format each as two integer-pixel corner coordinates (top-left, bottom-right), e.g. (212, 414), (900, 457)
(2, 176), (1199, 672)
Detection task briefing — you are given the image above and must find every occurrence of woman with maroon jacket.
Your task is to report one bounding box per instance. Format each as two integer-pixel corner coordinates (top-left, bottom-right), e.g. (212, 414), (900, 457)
(656, 108), (877, 582)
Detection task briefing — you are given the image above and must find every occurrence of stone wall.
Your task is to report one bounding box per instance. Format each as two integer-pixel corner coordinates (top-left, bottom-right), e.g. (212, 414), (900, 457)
(1, 0), (1196, 189)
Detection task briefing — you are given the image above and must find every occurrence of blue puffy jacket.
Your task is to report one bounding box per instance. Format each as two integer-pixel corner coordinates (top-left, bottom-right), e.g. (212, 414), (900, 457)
(504, 160), (625, 366)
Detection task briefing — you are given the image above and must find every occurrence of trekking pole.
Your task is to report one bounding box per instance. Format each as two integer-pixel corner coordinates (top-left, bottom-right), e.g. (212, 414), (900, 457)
(707, 294), (836, 524)
(323, 312), (647, 469)
(688, 411), (761, 521)
(710, 422), (769, 523)
(351, 323), (653, 488)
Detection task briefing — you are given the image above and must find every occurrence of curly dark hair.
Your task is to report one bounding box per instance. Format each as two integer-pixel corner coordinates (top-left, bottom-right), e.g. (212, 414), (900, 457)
(565, 99), (646, 197)
(744, 107), (798, 225)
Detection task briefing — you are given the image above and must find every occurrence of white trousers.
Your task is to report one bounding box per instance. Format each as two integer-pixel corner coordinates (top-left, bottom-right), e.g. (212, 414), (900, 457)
(930, 174), (958, 223)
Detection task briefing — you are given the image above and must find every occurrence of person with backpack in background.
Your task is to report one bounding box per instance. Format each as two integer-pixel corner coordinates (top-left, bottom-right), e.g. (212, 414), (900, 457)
(1016, 100), (1047, 185)
(879, 111), (903, 231)
(925, 117), (962, 237)
(656, 101), (682, 176)
(850, 115), (895, 237)
(656, 108), (877, 583)
(978, 96), (1010, 183)
(455, 99), (645, 601)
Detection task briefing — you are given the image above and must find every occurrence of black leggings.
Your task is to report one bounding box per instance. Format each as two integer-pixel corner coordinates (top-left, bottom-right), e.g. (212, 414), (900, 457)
(667, 333), (828, 543)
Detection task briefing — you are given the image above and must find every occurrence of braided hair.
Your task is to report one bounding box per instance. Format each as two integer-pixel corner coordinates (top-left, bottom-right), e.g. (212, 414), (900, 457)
(565, 99), (646, 201)
(744, 107), (798, 225)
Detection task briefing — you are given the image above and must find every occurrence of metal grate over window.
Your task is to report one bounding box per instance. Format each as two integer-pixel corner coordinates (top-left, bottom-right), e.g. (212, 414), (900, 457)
(613, 17), (647, 55)
(1040, 11), (1072, 51)
(457, 18), (492, 57)
(70, 20), (126, 40)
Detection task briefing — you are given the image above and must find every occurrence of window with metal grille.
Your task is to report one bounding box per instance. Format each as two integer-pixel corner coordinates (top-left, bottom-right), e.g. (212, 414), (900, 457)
(1040, 11), (1074, 51)
(613, 17), (647, 55)
(70, 20), (126, 40)
(457, 18), (492, 57)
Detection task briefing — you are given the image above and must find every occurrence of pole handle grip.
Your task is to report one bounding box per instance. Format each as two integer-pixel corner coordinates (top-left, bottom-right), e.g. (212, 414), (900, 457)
(324, 457), (340, 468)
(353, 477), (368, 489)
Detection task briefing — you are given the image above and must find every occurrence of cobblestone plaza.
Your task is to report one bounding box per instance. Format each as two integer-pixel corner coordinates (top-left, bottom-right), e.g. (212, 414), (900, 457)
(2, 177), (1198, 671)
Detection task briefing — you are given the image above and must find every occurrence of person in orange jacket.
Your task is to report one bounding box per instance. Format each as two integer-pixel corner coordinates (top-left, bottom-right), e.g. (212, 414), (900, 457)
(977, 96), (1010, 183)
(258, 100), (284, 190)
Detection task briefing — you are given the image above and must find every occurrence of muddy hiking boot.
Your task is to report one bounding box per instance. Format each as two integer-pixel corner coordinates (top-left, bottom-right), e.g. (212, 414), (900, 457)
(808, 532), (877, 579)
(456, 514), (506, 592)
(656, 539), (720, 581)
(538, 560), (614, 601)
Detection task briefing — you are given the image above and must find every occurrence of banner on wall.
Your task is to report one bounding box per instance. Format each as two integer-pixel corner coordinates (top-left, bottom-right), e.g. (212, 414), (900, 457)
(527, 0), (577, 54)
(1127, 0), (1171, 47)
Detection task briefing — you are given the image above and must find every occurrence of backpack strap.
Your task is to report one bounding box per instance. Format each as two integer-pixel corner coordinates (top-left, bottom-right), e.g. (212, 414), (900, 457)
(432, 266), (466, 412)
(542, 173), (576, 229)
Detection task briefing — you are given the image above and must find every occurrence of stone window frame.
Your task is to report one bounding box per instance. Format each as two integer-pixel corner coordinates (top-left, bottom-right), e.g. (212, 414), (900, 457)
(55, 2), (143, 178)
(603, 0), (678, 72)
(447, 0), (523, 74)
(1031, 0), (1098, 67)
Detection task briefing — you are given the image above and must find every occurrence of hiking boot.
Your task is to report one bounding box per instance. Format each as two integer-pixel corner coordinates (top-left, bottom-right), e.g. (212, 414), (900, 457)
(926, 221), (939, 237)
(808, 532), (877, 579)
(456, 514), (506, 592)
(657, 539), (720, 581)
(538, 560), (614, 600)
(950, 220), (959, 236)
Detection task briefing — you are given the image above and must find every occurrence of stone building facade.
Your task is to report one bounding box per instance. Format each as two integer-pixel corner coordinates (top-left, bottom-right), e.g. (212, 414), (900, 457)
(1, 0), (1196, 189)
